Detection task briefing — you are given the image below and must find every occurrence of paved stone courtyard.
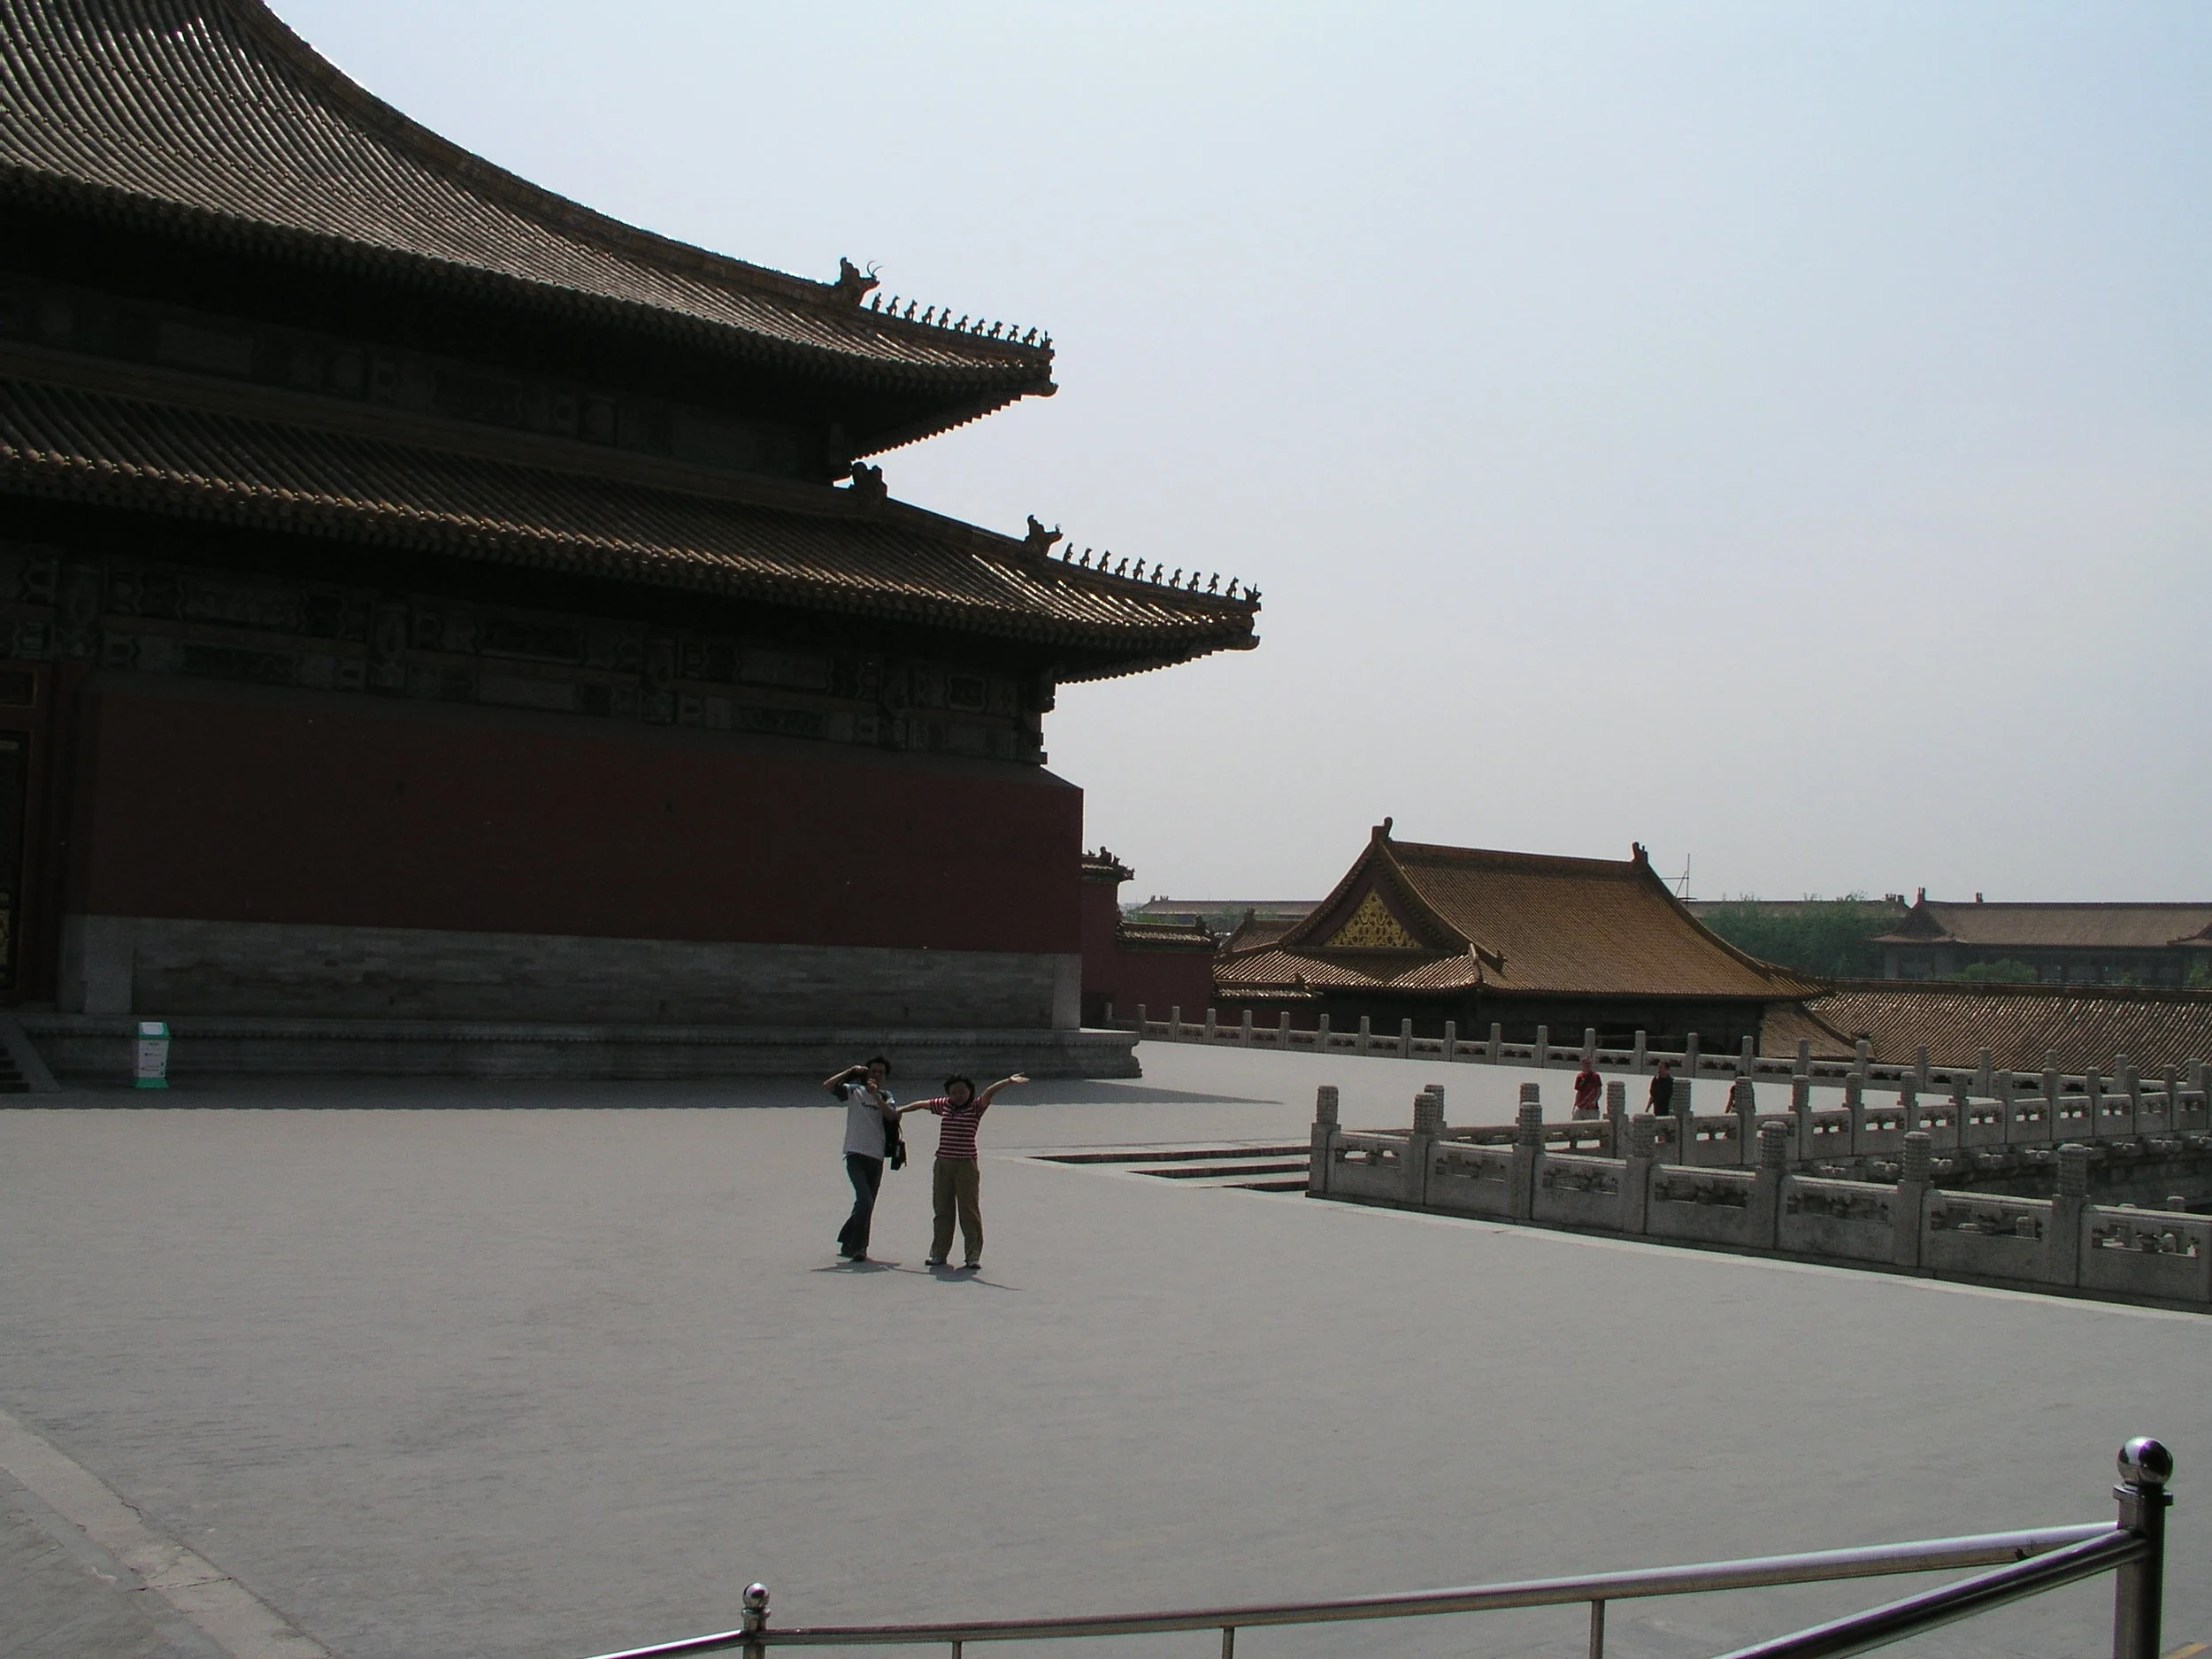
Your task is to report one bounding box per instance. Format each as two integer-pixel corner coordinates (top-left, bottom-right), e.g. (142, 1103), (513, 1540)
(0, 1046), (2205, 1659)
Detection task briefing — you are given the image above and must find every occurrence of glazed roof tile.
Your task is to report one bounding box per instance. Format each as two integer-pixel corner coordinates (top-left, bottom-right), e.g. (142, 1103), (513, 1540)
(0, 367), (1260, 664)
(1218, 831), (1816, 1001)
(0, 0), (1052, 394)
(1801, 981), (2212, 1074)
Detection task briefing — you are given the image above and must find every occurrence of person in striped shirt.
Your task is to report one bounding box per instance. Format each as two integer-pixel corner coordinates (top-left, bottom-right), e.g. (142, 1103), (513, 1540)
(916, 1071), (1027, 1269)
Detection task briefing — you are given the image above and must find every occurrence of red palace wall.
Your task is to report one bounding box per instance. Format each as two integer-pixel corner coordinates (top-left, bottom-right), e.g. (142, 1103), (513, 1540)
(1077, 878), (1218, 1026)
(64, 674), (1081, 955)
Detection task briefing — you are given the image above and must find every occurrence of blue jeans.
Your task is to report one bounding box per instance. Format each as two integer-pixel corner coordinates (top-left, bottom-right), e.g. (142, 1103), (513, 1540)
(838, 1153), (884, 1256)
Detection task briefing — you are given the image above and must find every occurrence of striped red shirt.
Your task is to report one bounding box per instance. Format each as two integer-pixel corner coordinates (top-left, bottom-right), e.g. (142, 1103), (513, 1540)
(920, 1096), (988, 1160)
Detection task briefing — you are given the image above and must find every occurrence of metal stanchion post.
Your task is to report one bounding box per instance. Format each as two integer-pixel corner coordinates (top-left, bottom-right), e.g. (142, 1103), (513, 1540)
(742, 1582), (770, 1659)
(2111, 1438), (2171, 1659)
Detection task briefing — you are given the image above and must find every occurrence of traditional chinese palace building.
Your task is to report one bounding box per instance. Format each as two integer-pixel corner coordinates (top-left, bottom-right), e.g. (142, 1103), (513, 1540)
(1870, 895), (2212, 987)
(0, 0), (1256, 1075)
(1214, 824), (1816, 1050)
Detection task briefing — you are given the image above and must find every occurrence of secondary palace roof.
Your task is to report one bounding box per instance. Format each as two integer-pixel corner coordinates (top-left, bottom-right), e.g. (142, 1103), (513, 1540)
(1873, 897), (2212, 953)
(0, 355), (1259, 669)
(1217, 824), (1818, 1002)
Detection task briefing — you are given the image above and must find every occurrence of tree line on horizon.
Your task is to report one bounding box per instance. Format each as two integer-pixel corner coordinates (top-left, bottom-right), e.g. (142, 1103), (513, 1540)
(1694, 895), (2051, 985)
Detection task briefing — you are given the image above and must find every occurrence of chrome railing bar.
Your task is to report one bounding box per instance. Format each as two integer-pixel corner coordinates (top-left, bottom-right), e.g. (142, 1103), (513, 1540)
(575, 1524), (2113, 1659)
(751, 1525), (2115, 1644)
(1709, 1529), (2146, 1659)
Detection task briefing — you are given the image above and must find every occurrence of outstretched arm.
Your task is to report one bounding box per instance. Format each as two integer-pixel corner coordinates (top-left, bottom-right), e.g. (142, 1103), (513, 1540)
(822, 1063), (865, 1096)
(974, 1073), (1030, 1108)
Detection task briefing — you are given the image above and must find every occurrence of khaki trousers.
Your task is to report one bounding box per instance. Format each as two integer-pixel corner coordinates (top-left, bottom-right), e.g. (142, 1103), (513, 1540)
(931, 1157), (982, 1263)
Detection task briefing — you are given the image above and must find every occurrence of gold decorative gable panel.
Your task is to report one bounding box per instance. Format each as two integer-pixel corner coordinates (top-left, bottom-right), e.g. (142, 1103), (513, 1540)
(1326, 890), (1420, 951)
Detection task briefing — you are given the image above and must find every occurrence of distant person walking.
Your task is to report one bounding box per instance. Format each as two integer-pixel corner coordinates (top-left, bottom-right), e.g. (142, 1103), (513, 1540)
(824, 1056), (922, 1262)
(917, 1072), (1027, 1270)
(1572, 1058), (1603, 1118)
(1647, 1059), (1676, 1115)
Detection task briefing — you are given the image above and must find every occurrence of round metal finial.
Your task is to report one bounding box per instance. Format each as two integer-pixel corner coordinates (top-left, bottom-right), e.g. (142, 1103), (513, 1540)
(2118, 1438), (2173, 1488)
(744, 1583), (771, 1612)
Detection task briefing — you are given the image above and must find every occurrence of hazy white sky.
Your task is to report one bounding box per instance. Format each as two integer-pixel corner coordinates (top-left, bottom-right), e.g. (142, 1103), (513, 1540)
(279, 1), (2211, 903)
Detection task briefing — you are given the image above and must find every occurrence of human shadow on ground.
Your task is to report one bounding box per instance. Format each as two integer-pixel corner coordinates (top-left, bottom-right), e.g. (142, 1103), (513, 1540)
(912, 1263), (1019, 1290)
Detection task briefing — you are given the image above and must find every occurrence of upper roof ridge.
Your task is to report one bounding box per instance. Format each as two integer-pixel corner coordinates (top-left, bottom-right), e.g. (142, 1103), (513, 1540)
(0, 0), (1054, 389)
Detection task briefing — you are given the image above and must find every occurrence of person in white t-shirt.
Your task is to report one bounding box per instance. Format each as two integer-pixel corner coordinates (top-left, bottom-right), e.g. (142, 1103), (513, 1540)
(823, 1056), (924, 1262)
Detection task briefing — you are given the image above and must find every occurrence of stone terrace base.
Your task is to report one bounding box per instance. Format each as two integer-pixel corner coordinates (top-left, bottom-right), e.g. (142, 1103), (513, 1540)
(15, 1017), (1139, 1085)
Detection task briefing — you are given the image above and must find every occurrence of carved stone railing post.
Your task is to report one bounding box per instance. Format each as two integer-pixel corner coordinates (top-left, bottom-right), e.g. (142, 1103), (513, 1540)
(1356, 1015), (1371, 1053)
(1169, 1005), (1183, 1041)
(2085, 1067), (2106, 1141)
(1316, 1012), (1331, 1052)
(1486, 1022), (1503, 1064)
(1623, 1116), (1656, 1233)
(1915, 1045), (1932, 1093)
(1684, 1031), (1701, 1086)
(2047, 1143), (2090, 1287)
(1584, 1027), (1598, 1067)
(1947, 1078), (1970, 1153)
(1606, 1079), (1627, 1155)
(1535, 1025), (1551, 1069)
(1893, 1131), (1932, 1268)
(1510, 1086), (1543, 1220)
(1752, 1118), (1789, 1248)
(1739, 1035), (1755, 1079)
(1728, 1076), (1758, 1167)
(1277, 1011), (1290, 1048)
(1789, 1077), (1813, 1158)
(1442, 1019), (1457, 1062)
(1632, 1029), (1647, 1073)
(1309, 1086), (1339, 1197)
(1976, 1048), (1994, 1100)
(1845, 1073), (1868, 1156)
(1240, 1010), (1253, 1045)
(1402, 1086), (1433, 1208)
(1136, 1003), (1148, 1038)
(1855, 1037), (1871, 1077)
(2191, 1058), (2207, 1096)
(1411, 1084), (1446, 1137)
(1794, 1039), (1811, 1078)
(1398, 1018), (1413, 1058)
(1203, 1007), (1217, 1043)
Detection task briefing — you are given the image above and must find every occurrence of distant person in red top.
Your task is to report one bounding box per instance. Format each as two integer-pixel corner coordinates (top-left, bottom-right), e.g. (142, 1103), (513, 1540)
(915, 1071), (1027, 1270)
(1572, 1059), (1603, 1118)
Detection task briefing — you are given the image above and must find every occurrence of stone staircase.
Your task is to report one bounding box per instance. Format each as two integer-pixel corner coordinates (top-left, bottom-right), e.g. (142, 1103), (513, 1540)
(1033, 1141), (1310, 1193)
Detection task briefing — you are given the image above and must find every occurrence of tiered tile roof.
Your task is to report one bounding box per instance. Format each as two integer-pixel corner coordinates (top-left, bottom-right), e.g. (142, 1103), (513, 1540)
(0, 1), (1262, 671)
(1217, 824), (1817, 1002)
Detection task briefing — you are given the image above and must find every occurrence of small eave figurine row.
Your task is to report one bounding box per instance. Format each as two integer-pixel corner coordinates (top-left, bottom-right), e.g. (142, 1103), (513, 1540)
(833, 258), (1049, 349)
(1023, 517), (1259, 605)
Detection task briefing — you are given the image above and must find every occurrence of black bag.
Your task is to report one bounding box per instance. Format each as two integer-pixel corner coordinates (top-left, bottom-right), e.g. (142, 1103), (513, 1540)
(884, 1113), (908, 1171)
